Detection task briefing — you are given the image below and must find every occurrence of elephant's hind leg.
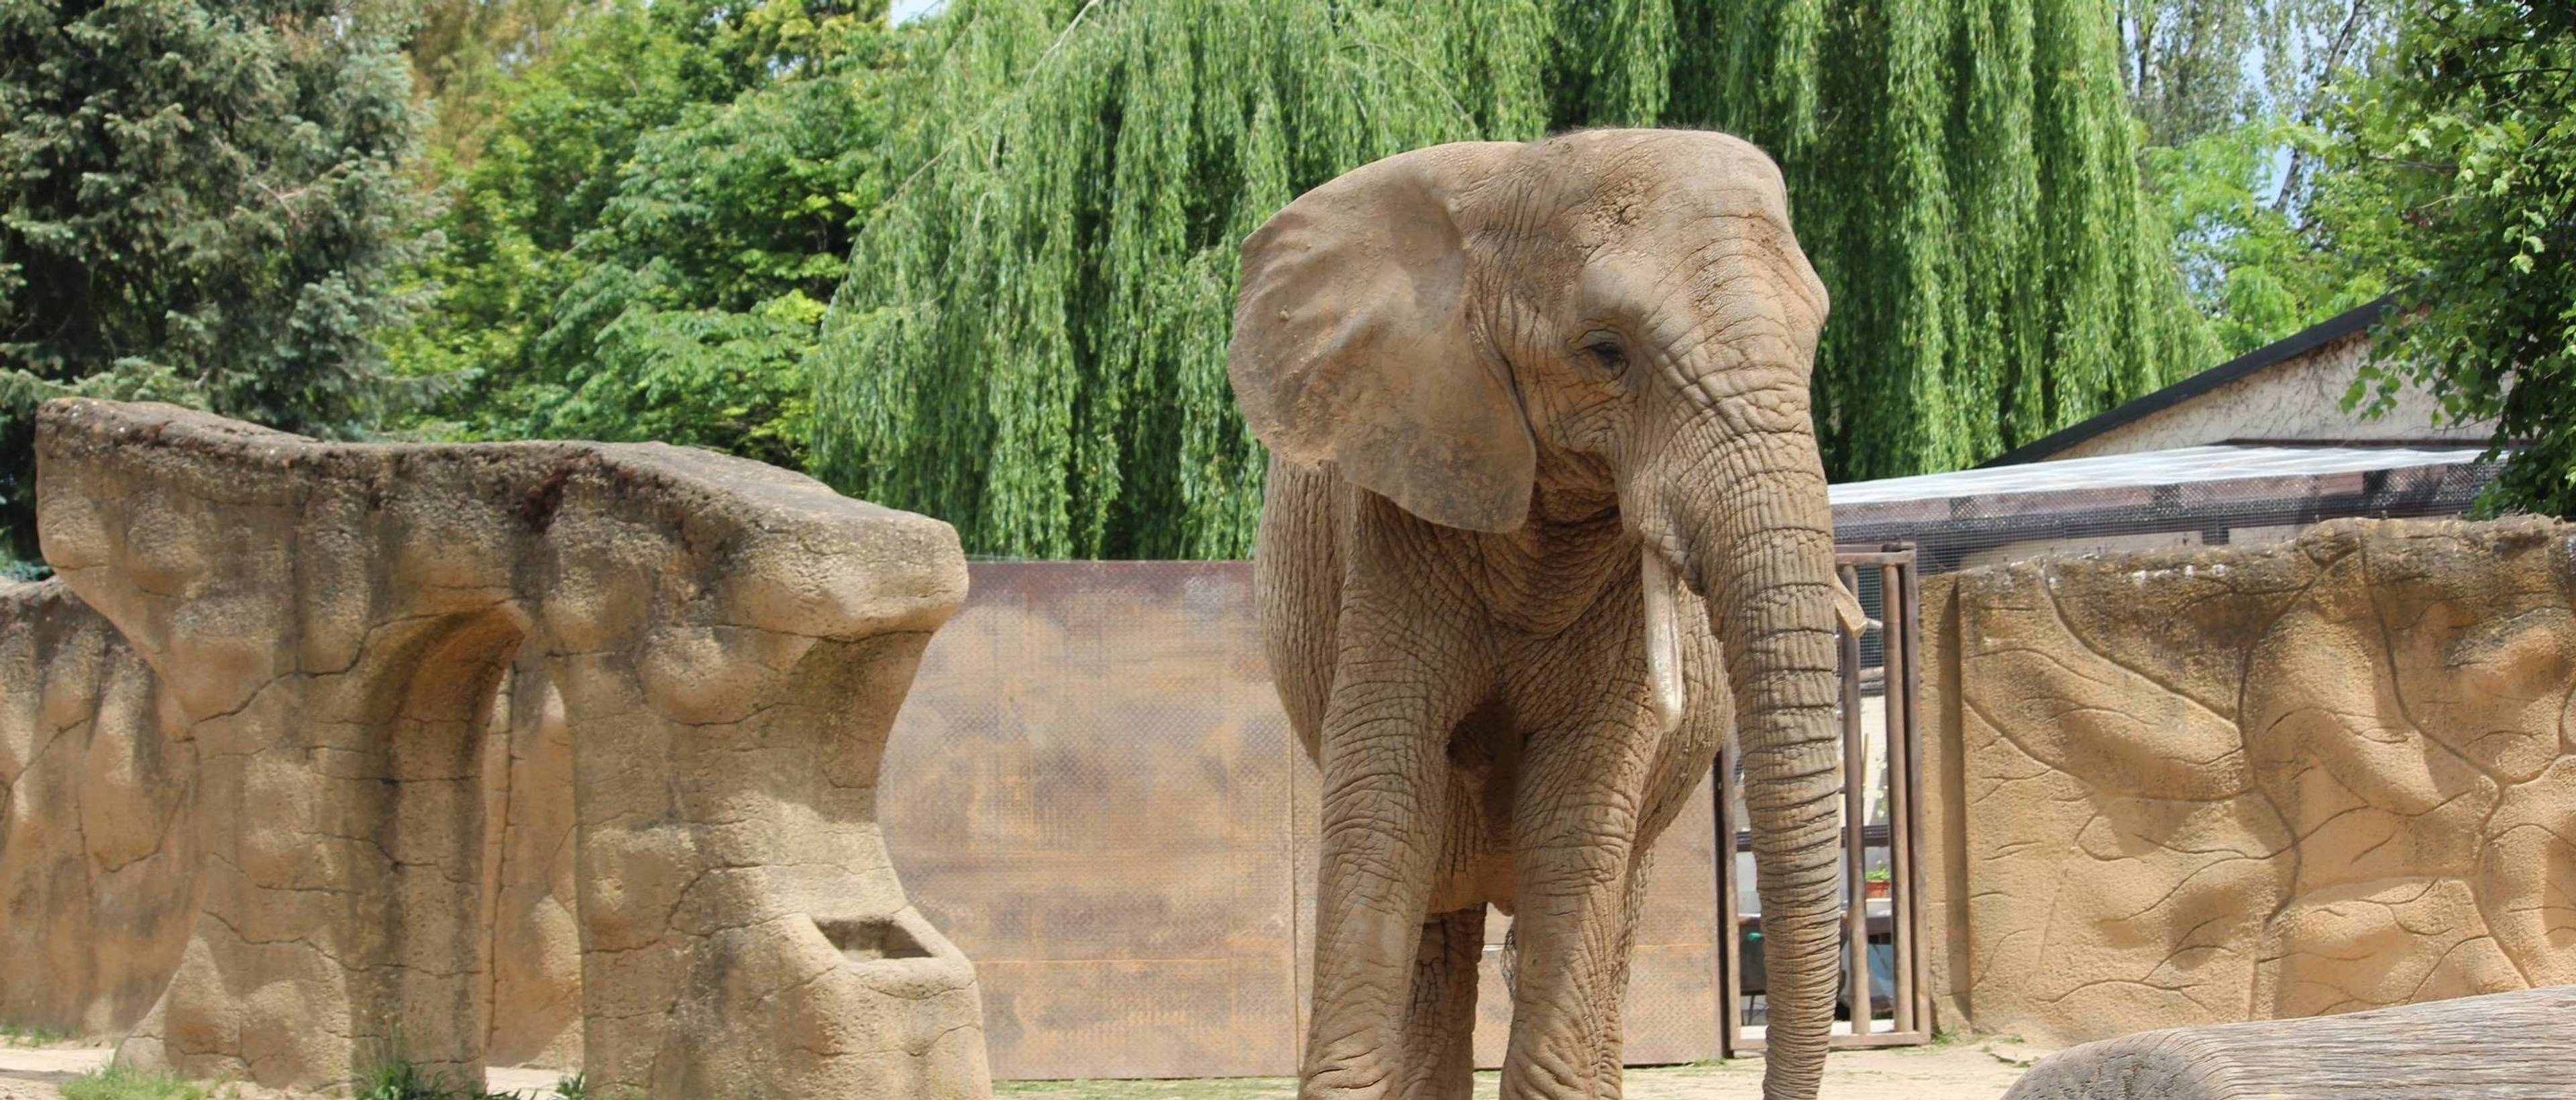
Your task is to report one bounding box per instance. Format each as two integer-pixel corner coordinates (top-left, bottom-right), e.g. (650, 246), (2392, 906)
(1397, 906), (1487, 1100)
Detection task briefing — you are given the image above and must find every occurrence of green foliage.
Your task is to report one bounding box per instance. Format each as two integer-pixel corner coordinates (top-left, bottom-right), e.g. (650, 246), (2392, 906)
(2332, 1), (2576, 518)
(2117, 1), (2389, 148)
(392, 0), (898, 470)
(2120, 0), (2268, 148)
(0, 1020), (70, 1045)
(811, 0), (2206, 559)
(2142, 116), (2387, 353)
(409, 0), (579, 103)
(60, 1063), (210, 1100)
(813, 0), (1491, 559)
(354, 1057), (547, 1100)
(2120, 1), (2396, 355)
(1721, 0), (2213, 481)
(0, 0), (430, 557)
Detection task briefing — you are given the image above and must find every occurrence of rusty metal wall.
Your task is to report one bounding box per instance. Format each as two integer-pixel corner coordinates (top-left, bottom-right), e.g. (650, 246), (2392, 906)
(877, 561), (1726, 1080)
(876, 563), (1303, 1080)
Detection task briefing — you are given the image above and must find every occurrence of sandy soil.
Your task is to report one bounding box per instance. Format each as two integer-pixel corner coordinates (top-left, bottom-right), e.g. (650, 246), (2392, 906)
(0, 1046), (572, 1099)
(994, 1042), (2049, 1100)
(0, 1046), (105, 1100)
(4, 1041), (2044, 1099)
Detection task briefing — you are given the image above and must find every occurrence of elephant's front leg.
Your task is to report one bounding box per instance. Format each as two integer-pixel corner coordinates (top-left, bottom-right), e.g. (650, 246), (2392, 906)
(1397, 905), (1487, 1100)
(1302, 628), (1485, 1100)
(1500, 718), (1656, 1099)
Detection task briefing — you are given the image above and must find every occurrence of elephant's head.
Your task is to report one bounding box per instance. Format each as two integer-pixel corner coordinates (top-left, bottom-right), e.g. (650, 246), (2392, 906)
(1229, 129), (1845, 1098)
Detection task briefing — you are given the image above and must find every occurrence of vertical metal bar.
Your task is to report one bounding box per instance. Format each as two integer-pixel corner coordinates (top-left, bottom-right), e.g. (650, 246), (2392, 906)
(1838, 563), (1872, 1036)
(1899, 550), (1932, 1036)
(1882, 561), (1916, 1036)
(1715, 742), (1745, 1056)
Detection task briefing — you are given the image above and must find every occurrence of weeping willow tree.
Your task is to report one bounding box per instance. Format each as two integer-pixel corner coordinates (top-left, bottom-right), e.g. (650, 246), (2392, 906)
(810, 0), (2210, 559)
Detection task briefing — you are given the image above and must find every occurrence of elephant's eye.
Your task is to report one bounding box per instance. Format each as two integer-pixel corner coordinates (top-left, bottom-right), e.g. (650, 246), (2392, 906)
(1578, 332), (1627, 375)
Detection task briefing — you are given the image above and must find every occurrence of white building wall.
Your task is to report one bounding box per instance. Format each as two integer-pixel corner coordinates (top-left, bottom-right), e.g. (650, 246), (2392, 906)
(2053, 331), (2491, 460)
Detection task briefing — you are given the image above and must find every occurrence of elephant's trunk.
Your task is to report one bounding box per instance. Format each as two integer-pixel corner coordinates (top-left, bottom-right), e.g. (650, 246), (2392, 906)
(1666, 412), (1843, 1100)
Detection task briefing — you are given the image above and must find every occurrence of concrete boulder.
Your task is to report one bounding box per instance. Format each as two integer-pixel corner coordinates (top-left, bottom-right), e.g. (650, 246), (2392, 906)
(2002, 983), (2576, 1099)
(9, 398), (991, 1097)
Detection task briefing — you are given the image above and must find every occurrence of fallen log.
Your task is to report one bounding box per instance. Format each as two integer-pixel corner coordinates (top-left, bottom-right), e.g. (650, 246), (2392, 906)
(2002, 985), (2576, 1099)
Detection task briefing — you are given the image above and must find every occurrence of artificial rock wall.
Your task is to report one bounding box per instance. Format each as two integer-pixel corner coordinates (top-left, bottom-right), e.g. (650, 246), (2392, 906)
(1922, 517), (2576, 1046)
(0, 399), (991, 1097)
(0, 606), (592, 1073)
(0, 580), (197, 1037)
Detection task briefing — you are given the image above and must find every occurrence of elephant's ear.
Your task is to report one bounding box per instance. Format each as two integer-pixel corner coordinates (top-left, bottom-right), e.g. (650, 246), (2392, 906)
(1228, 142), (1534, 533)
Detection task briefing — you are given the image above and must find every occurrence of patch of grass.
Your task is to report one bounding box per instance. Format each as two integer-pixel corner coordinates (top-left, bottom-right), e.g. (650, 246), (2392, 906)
(1629, 1057), (1756, 1073)
(59, 1063), (210, 1100)
(357, 1059), (519, 1100)
(1926, 1028), (2019, 1050)
(0, 1020), (72, 1046)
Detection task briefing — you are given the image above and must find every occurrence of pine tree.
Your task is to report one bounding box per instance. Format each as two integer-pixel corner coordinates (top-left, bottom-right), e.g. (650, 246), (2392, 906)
(0, 0), (430, 558)
(808, 0), (2210, 559)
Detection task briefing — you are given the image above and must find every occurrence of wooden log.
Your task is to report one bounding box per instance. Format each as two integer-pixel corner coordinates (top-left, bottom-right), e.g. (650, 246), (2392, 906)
(2002, 985), (2576, 1099)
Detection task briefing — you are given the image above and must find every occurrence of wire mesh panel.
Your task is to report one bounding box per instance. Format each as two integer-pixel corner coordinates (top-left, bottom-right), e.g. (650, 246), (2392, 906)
(1833, 457), (2495, 578)
(1468, 777), (1724, 1068)
(880, 563), (1728, 1079)
(877, 563), (1305, 1081)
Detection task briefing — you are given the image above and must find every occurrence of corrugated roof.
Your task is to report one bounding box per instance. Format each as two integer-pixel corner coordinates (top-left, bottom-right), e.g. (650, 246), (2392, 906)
(1829, 443), (2493, 506)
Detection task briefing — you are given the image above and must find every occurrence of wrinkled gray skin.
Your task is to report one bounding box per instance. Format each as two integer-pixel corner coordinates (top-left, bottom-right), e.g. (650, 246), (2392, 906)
(1228, 129), (1843, 1100)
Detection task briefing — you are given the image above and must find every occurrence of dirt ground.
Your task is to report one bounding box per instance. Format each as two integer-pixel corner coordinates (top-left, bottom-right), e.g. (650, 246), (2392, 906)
(0, 1044), (572, 1099)
(0, 1046), (102, 1100)
(992, 1041), (2049, 1100)
(2, 1040), (2045, 1099)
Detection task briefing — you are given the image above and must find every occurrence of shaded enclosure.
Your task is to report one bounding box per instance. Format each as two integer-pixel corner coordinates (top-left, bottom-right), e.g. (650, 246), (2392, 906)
(9, 415), (2557, 1086)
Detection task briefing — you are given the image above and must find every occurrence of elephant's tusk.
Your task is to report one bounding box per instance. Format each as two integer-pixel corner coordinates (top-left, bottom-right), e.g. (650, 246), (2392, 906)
(1641, 548), (1685, 734)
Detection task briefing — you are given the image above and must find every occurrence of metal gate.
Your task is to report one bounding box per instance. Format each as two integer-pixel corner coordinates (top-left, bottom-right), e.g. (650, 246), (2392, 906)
(1714, 543), (1933, 1054)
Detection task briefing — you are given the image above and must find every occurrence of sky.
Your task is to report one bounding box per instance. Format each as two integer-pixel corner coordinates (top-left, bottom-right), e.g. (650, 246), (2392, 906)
(892, 0), (946, 22)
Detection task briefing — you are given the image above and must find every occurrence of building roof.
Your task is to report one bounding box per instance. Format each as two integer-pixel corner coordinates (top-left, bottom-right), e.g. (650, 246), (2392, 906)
(1831, 442), (2489, 506)
(1977, 296), (2396, 468)
(1829, 443), (2498, 573)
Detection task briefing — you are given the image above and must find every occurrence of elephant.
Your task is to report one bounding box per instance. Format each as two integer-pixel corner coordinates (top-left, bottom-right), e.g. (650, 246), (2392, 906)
(1227, 129), (1853, 1100)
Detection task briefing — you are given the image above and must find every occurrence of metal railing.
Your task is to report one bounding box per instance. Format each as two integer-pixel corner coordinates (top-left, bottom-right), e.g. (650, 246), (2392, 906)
(1714, 543), (1931, 1054)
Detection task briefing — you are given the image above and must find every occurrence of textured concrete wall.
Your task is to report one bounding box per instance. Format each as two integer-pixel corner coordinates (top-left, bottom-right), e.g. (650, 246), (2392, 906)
(9, 398), (991, 1097)
(878, 561), (1725, 1079)
(2052, 331), (2488, 459)
(0, 608), (588, 1072)
(478, 655), (586, 1070)
(0, 581), (197, 1038)
(1921, 518), (2576, 1046)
